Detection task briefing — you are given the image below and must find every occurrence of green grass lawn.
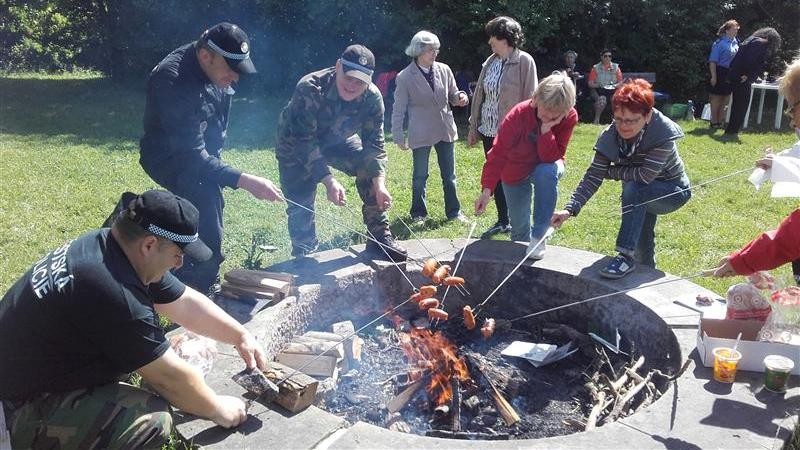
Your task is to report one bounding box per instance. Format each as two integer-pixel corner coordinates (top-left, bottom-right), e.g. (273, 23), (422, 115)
(1, 72), (798, 297)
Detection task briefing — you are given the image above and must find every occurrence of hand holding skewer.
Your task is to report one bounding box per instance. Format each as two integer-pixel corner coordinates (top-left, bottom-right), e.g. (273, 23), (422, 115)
(322, 175), (347, 206)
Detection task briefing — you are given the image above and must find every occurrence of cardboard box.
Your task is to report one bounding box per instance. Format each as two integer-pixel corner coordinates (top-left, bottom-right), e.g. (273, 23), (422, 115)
(697, 318), (800, 375)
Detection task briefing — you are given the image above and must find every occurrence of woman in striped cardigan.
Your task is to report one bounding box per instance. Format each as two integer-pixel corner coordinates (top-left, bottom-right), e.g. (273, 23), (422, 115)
(551, 79), (691, 279)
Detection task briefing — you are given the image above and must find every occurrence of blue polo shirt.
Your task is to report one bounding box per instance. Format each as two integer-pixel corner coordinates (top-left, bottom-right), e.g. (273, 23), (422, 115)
(708, 36), (739, 68)
(0, 229), (185, 401)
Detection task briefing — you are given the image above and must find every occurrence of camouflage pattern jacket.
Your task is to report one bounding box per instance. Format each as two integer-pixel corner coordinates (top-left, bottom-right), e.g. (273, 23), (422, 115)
(276, 67), (386, 183)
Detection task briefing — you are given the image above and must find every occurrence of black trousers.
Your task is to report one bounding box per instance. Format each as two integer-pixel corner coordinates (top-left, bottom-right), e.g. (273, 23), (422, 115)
(725, 80), (752, 135)
(480, 133), (509, 226)
(142, 162), (225, 294)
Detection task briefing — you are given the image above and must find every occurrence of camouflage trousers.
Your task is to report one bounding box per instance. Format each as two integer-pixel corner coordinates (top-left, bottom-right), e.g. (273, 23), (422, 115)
(279, 137), (390, 256)
(5, 382), (172, 449)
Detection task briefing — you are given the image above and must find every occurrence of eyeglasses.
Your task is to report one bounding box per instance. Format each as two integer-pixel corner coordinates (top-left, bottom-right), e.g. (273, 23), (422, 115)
(602, 54), (612, 58)
(613, 115), (643, 126)
(426, 47), (440, 54)
(784, 99), (800, 118)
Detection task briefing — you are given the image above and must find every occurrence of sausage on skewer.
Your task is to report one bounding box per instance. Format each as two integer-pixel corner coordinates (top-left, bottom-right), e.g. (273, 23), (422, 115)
(480, 318), (496, 339)
(422, 258), (438, 277)
(443, 276), (465, 286)
(419, 285), (437, 298)
(431, 264), (451, 284)
(463, 305), (476, 330)
(428, 308), (449, 321)
(409, 292), (423, 303)
(418, 298), (440, 310)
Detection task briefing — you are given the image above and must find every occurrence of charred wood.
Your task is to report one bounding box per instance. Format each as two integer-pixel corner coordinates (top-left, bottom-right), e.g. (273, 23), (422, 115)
(387, 378), (425, 413)
(425, 430), (510, 440)
(451, 377), (462, 432)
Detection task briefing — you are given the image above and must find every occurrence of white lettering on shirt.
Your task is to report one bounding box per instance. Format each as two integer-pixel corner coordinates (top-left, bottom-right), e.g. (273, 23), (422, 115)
(30, 240), (74, 300)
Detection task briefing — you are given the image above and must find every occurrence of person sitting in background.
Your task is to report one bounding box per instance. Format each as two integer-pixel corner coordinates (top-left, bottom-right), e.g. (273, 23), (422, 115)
(0, 190), (266, 448)
(551, 79), (691, 279)
(474, 72), (579, 259)
(724, 27), (782, 137)
(560, 50), (586, 98)
(392, 30), (469, 224)
(712, 54), (800, 280)
(707, 20), (740, 130)
(587, 49), (623, 124)
(467, 16), (539, 239)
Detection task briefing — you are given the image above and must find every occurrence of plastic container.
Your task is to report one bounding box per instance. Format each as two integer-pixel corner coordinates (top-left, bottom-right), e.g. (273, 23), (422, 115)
(713, 347), (742, 383)
(763, 355), (794, 392)
(669, 103), (688, 120)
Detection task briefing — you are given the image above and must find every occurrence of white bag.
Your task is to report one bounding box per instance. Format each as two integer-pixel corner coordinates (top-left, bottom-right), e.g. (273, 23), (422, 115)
(701, 102), (711, 121)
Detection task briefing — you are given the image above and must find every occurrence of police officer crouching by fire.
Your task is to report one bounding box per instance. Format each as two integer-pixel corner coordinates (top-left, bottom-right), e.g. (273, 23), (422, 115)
(276, 45), (407, 261)
(139, 22), (283, 295)
(0, 190), (267, 448)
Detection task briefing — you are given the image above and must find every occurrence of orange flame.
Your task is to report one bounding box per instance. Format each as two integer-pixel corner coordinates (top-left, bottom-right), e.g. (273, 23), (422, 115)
(398, 328), (471, 405)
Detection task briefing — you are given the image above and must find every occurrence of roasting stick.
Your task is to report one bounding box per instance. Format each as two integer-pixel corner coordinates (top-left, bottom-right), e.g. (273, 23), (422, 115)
(395, 215), (469, 297)
(619, 167), (751, 215)
(430, 222), (476, 329)
(472, 227), (555, 320)
(508, 271), (708, 322)
(281, 196), (428, 266)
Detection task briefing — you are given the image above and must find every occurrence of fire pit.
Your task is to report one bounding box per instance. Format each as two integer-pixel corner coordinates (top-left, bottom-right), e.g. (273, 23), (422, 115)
(174, 239), (799, 449)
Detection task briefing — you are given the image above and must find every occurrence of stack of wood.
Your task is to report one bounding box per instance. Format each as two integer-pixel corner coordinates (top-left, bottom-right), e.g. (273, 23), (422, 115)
(274, 321), (363, 383)
(221, 269), (292, 303)
(581, 354), (661, 430)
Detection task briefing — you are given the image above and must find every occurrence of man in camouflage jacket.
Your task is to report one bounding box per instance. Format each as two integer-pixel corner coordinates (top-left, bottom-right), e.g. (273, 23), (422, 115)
(276, 45), (407, 261)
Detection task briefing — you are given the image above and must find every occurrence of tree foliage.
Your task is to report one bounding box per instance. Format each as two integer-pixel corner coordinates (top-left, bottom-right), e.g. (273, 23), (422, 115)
(1, 0), (797, 101)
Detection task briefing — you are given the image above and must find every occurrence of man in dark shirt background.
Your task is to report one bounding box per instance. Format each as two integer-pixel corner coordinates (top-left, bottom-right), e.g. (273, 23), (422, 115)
(0, 190), (266, 448)
(140, 22), (282, 294)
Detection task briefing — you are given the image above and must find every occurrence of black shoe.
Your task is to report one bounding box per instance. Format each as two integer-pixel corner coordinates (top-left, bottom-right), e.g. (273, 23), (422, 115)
(480, 221), (512, 239)
(366, 234), (407, 262)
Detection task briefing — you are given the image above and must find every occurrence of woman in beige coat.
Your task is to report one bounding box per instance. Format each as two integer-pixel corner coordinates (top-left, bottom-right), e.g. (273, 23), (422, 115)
(467, 16), (538, 238)
(392, 31), (469, 223)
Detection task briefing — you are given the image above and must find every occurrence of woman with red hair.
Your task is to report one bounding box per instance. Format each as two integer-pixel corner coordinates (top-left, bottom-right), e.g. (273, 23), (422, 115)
(551, 79), (691, 279)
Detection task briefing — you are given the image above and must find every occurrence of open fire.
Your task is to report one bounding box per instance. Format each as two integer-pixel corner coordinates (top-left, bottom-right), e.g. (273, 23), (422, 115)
(397, 328), (470, 405)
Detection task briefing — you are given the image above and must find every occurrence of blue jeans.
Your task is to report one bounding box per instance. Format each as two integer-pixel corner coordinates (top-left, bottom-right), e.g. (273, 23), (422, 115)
(410, 141), (461, 218)
(616, 180), (691, 267)
(502, 161), (564, 242)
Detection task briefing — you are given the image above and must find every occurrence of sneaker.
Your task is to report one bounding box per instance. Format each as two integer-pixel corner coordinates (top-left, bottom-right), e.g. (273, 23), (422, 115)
(526, 240), (546, 260)
(366, 234), (407, 262)
(599, 254), (636, 279)
(291, 242), (319, 258)
(480, 221), (512, 239)
(411, 215), (427, 226)
(449, 212), (470, 223)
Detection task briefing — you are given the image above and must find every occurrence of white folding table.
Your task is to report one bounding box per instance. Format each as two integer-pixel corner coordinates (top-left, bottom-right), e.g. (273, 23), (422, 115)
(743, 82), (786, 129)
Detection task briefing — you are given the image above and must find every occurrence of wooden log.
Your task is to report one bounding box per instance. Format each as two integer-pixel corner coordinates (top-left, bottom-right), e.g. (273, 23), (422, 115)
(262, 361), (318, 413)
(224, 269), (292, 293)
(275, 353), (338, 378)
(450, 377), (462, 432)
(610, 355), (645, 392)
(586, 389), (607, 431)
(425, 430), (510, 440)
(387, 379), (424, 413)
(220, 282), (275, 300)
(283, 341), (344, 359)
(331, 321), (360, 368)
(609, 372), (654, 421)
(303, 331), (348, 342)
(466, 354), (519, 426)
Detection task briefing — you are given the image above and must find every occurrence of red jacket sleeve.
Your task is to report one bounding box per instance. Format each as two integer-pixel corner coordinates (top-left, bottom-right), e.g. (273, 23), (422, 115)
(728, 209), (800, 275)
(480, 105), (524, 193)
(536, 108), (578, 163)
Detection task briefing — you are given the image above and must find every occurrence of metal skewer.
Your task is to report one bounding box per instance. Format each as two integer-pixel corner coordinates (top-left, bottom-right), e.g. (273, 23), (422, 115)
(431, 222), (476, 329)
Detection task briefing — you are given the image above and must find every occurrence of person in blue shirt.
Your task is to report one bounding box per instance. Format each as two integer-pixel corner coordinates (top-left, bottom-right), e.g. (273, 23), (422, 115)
(707, 20), (739, 129)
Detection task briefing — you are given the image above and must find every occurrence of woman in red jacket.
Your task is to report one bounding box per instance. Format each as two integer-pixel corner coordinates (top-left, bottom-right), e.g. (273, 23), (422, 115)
(474, 72), (578, 259)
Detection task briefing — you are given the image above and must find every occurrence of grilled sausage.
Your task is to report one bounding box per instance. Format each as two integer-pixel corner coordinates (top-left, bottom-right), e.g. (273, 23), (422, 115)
(419, 285), (437, 298)
(422, 258), (438, 277)
(480, 318), (496, 339)
(418, 298), (440, 310)
(463, 306), (476, 330)
(428, 308), (449, 321)
(431, 264), (451, 284)
(409, 292), (423, 303)
(443, 276), (465, 286)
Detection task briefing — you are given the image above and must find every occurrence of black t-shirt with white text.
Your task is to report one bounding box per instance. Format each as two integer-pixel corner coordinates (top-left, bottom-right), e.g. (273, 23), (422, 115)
(0, 229), (185, 400)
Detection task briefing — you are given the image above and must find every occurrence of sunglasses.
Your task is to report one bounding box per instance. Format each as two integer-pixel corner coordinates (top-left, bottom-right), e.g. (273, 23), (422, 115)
(784, 99), (800, 118)
(602, 54), (612, 58)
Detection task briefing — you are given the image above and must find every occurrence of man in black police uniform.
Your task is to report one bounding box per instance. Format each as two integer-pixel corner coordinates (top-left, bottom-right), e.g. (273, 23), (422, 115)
(140, 22), (282, 294)
(0, 190), (265, 448)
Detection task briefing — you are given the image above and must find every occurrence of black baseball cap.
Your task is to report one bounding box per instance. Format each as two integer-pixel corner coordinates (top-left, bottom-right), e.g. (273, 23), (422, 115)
(199, 22), (256, 74)
(128, 190), (212, 262)
(340, 44), (375, 84)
